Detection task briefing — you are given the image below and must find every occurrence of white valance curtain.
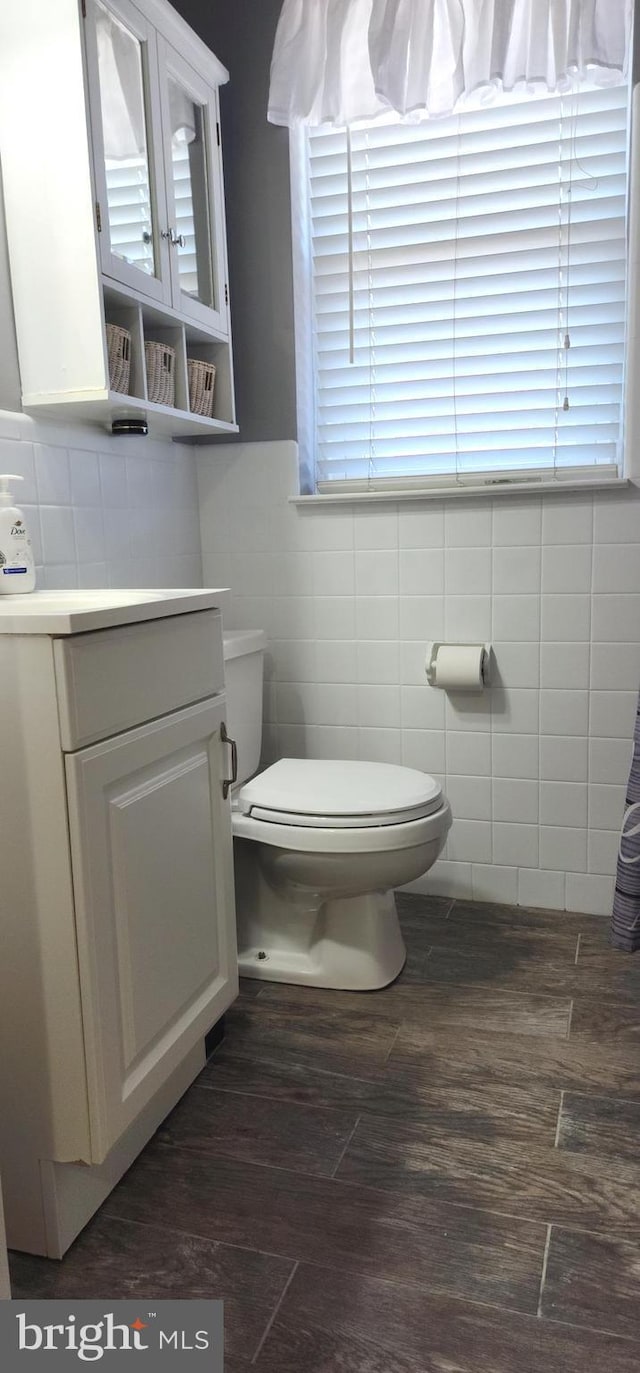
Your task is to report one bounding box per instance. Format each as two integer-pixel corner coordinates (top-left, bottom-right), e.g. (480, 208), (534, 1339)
(268, 0), (632, 127)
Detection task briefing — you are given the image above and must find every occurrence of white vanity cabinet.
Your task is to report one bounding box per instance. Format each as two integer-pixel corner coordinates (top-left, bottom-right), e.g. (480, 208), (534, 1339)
(0, 0), (237, 438)
(0, 591), (237, 1257)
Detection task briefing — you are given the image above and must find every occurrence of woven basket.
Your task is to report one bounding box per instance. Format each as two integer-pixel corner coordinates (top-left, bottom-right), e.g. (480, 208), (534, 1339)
(106, 323), (131, 395)
(145, 340), (176, 407)
(187, 358), (216, 418)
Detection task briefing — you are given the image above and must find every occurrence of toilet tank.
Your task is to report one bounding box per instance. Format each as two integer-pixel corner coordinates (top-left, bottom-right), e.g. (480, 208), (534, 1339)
(222, 629), (266, 787)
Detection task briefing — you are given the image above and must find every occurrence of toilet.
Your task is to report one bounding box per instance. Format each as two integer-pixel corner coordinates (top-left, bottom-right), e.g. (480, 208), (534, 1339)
(224, 629), (452, 990)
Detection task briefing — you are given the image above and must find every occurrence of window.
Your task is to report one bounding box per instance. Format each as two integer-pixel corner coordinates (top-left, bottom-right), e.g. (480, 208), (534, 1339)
(291, 83), (629, 494)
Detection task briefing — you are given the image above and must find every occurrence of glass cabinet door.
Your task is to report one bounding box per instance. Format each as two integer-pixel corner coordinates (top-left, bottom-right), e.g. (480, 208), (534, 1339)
(85, 0), (171, 304)
(158, 41), (229, 335)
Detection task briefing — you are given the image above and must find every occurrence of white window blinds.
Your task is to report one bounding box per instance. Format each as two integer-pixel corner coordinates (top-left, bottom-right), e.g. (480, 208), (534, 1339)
(300, 83), (628, 492)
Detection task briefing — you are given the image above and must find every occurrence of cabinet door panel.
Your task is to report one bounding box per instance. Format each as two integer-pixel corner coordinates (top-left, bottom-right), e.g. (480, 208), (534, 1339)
(84, 0), (172, 305)
(158, 39), (229, 334)
(65, 696), (237, 1162)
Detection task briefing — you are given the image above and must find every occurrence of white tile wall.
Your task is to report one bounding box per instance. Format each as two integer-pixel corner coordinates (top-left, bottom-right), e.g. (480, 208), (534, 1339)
(0, 409), (202, 590)
(198, 440), (640, 917)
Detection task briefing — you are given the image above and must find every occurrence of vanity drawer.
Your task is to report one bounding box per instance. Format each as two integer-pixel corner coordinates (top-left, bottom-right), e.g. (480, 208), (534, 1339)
(54, 609), (224, 750)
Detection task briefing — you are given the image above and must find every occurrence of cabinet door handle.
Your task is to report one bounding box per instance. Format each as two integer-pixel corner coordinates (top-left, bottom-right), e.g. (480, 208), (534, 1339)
(220, 722), (238, 800)
(169, 228), (186, 248)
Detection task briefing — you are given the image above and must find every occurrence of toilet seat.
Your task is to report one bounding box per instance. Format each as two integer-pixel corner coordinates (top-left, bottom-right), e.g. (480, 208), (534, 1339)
(238, 758), (443, 829)
(232, 803), (451, 854)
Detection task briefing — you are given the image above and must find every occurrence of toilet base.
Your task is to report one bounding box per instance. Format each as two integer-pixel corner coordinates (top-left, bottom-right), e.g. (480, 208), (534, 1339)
(237, 888), (406, 991)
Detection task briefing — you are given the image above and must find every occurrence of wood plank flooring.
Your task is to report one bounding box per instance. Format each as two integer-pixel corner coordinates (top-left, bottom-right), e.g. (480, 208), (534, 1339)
(10, 894), (640, 1370)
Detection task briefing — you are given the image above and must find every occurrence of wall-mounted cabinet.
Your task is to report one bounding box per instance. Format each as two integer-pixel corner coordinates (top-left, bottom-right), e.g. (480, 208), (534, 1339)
(0, 0), (237, 441)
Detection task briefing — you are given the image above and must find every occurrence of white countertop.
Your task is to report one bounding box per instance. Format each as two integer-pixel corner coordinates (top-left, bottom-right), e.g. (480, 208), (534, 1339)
(0, 588), (230, 635)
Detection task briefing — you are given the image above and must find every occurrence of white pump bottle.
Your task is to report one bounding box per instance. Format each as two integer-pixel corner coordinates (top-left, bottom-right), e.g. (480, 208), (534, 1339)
(0, 474), (36, 593)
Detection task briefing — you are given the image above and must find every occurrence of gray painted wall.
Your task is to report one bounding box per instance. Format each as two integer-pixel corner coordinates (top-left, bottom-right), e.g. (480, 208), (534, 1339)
(174, 0), (297, 442)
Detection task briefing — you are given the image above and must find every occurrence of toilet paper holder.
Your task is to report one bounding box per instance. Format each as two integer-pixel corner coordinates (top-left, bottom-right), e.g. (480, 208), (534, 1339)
(425, 641), (492, 691)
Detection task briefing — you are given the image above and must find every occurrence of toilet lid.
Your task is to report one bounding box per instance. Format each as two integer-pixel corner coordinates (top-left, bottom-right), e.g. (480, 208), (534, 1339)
(238, 759), (443, 829)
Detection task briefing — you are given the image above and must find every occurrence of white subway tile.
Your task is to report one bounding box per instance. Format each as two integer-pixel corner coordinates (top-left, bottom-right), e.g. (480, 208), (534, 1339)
(99, 452), (127, 508)
(402, 860), (472, 899)
(589, 783), (626, 831)
(590, 642), (640, 691)
(272, 596), (314, 639)
(401, 684), (446, 730)
(447, 819), (492, 863)
(594, 490), (640, 544)
(445, 594), (492, 640)
(445, 547), (491, 595)
(539, 826), (587, 872)
(589, 690), (637, 738)
(306, 725), (359, 760)
(492, 545), (540, 594)
(356, 640), (400, 684)
(491, 642), (539, 689)
(517, 868), (565, 910)
(540, 735), (588, 782)
(493, 822), (539, 868)
(77, 561), (109, 588)
(357, 727), (402, 763)
(592, 595), (640, 643)
(402, 729), (446, 773)
(542, 544), (592, 594)
(492, 733), (539, 779)
(447, 730), (492, 775)
(471, 864), (518, 905)
(301, 506), (354, 550)
(354, 509), (396, 549)
(356, 549), (398, 596)
(490, 688), (539, 733)
(398, 503), (445, 548)
(39, 506), (76, 564)
(399, 548), (444, 595)
(540, 781), (588, 828)
(73, 507), (105, 564)
(492, 498), (541, 547)
(315, 596), (356, 640)
(312, 550), (354, 597)
(492, 595), (540, 641)
(357, 684), (401, 728)
(1, 439), (37, 503)
(541, 594), (591, 641)
(273, 553), (315, 597)
(540, 642), (590, 689)
(445, 692), (492, 732)
(542, 495), (593, 544)
(311, 683), (359, 726)
(400, 640), (431, 685)
(445, 503), (492, 547)
(492, 778), (539, 823)
(565, 873), (614, 916)
(540, 689), (589, 736)
(34, 444), (70, 505)
(588, 828), (620, 875)
(274, 640), (318, 682)
(356, 596), (400, 640)
(399, 595), (443, 640)
(445, 776), (492, 821)
(593, 544), (640, 594)
(589, 736), (633, 784)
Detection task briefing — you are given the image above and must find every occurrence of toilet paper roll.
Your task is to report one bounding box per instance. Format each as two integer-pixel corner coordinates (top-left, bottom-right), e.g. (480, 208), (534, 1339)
(433, 644), (486, 691)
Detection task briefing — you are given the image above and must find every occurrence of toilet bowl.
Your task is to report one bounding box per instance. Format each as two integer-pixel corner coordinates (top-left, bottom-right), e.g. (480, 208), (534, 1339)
(223, 630), (452, 990)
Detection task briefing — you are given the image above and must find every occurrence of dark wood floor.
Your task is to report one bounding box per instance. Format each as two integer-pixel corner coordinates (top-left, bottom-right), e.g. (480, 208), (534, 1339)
(11, 895), (640, 1371)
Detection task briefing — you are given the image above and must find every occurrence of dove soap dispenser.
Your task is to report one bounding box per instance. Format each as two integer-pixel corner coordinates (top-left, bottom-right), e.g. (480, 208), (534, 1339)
(0, 474), (35, 592)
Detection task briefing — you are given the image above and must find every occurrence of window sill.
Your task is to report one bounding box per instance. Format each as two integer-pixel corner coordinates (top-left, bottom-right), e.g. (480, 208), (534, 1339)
(290, 477), (631, 505)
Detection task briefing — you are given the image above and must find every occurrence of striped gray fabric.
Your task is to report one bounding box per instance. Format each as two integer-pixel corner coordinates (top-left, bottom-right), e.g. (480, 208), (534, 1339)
(611, 692), (640, 952)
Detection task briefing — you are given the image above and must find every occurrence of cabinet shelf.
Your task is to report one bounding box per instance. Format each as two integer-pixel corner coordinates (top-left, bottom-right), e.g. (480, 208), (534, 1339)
(23, 389), (238, 441)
